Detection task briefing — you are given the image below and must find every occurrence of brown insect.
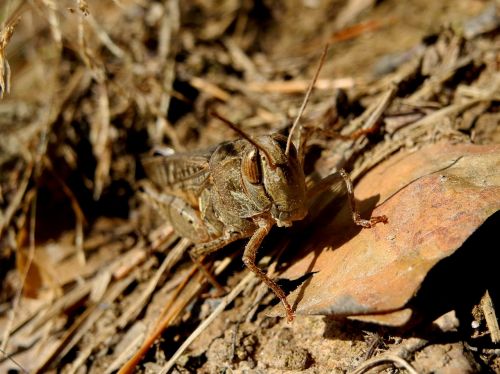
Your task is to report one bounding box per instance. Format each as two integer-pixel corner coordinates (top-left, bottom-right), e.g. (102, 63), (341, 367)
(140, 47), (387, 321)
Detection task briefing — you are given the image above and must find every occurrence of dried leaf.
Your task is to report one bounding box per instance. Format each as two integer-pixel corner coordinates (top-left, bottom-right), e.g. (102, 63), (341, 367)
(271, 142), (500, 322)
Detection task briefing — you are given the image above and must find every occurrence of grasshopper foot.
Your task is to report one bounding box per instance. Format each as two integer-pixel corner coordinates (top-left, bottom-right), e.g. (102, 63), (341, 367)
(352, 212), (388, 228)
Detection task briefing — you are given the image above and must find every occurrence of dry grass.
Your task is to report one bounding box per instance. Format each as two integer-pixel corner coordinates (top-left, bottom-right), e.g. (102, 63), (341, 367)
(0, 0), (498, 372)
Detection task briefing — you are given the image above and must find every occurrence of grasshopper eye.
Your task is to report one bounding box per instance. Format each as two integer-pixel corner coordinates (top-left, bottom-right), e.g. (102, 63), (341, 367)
(242, 149), (261, 184)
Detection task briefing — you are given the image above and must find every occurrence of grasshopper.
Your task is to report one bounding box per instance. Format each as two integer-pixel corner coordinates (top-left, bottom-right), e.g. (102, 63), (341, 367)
(140, 48), (387, 321)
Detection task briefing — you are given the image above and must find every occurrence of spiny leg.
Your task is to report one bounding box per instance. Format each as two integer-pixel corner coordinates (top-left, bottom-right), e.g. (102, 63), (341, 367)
(339, 168), (388, 228)
(190, 232), (242, 295)
(242, 219), (295, 322)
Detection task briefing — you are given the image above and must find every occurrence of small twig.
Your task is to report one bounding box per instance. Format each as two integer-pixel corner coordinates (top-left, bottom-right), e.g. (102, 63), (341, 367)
(115, 238), (190, 328)
(41, 0), (62, 48)
(0, 190), (37, 354)
(341, 84), (396, 145)
(92, 82), (111, 200)
(352, 98), (482, 182)
(42, 156), (87, 260)
(154, 0), (180, 148)
(190, 76), (231, 102)
(364, 333), (383, 360)
(118, 266), (198, 374)
(481, 289), (500, 343)
(86, 12), (125, 58)
(330, 19), (394, 42)
(224, 38), (262, 80)
(356, 84), (396, 133)
(0, 162), (32, 239)
(34, 267), (144, 374)
(118, 253), (234, 374)
(349, 354), (420, 374)
(159, 272), (255, 374)
(228, 322), (240, 362)
(0, 16), (20, 98)
(246, 78), (356, 93)
(0, 348), (28, 374)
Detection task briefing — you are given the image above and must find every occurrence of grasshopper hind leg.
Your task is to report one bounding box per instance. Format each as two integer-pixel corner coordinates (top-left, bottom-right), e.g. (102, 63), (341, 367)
(190, 231), (243, 295)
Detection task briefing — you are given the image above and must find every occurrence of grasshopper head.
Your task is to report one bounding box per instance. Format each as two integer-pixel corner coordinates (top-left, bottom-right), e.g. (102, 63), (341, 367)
(242, 134), (308, 227)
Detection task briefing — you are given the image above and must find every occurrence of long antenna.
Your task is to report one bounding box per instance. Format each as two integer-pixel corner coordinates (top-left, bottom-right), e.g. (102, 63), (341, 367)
(285, 44), (329, 157)
(209, 110), (276, 168)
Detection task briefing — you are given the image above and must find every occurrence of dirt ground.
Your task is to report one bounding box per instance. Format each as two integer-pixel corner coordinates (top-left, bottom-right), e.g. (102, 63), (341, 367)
(0, 0), (499, 373)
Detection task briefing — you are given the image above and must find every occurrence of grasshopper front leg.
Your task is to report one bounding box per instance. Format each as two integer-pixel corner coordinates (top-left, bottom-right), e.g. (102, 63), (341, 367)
(242, 218), (295, 322)
(338, 169), (388, 227)
(307, 169), (388, 228)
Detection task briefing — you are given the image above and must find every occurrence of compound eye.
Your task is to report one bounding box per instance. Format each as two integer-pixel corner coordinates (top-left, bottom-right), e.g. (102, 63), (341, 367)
(241, 149), (261, 184)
